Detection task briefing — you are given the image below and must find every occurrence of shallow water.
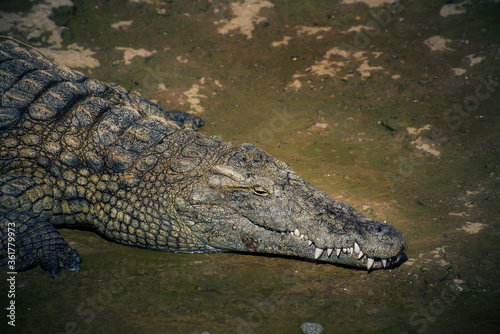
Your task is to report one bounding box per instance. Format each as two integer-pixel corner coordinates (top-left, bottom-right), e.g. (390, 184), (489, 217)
(1, 0), (499, 333)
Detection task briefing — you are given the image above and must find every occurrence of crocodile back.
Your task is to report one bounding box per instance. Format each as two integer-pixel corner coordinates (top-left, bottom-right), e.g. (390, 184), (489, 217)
(0, 41), (202, 177)
(0, 41), (222, 251)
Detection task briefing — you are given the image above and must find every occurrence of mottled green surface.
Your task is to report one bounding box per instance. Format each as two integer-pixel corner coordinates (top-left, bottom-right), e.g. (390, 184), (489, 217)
(1, 0), (499, 333)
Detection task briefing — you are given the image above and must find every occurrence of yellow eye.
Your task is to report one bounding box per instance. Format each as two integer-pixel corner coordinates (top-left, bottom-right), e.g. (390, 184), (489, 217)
(252, 186), (271, 197)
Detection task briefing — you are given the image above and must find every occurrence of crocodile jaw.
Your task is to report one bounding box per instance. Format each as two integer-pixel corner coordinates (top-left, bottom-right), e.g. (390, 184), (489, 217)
(269, 226), (407, 270)
(189, 213), (407, 270)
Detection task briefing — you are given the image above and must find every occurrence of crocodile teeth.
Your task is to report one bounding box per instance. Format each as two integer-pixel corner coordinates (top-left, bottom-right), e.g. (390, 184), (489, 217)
(314, 248), (324, 259)
(336, 248), (341, 257)
(327, 248), (333, 256)
(308, 240), (313, 246)
(357, 250), (364, 259)
(349, 247), (353, 254)
(381, 258), (387, 268)
(294, 229), (300, 237)
(354, 242), (360, 255)
(367, 258), (375, 270)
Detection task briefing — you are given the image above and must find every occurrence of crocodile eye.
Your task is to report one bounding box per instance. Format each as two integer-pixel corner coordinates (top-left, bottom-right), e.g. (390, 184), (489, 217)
(252, 185), (271, 197)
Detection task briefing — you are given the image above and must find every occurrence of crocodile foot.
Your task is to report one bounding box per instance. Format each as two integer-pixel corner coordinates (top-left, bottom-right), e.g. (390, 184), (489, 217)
(0, 211), (82, 277)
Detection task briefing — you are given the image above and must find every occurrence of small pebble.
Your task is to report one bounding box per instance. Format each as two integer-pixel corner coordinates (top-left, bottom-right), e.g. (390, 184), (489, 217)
(300, 322), (324, 334)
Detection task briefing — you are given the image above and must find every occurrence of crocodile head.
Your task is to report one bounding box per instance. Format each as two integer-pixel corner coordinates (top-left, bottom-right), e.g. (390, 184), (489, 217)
(177, 144), (407, 270)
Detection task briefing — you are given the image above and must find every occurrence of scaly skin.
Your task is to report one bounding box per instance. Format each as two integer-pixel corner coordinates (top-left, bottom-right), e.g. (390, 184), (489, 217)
(0, 41), (406, 277)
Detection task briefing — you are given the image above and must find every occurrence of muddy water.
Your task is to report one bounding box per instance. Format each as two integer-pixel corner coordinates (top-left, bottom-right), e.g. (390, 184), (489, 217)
(1, 0), (499, 333)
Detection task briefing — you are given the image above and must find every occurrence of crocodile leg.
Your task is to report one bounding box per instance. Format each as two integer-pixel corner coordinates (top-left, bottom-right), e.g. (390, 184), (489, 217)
(0, 211), (81, 277)
(0, 174), (81, 277)
(154, 109), (205, 130)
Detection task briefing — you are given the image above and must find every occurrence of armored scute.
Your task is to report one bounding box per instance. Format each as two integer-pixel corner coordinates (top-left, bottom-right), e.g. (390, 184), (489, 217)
(0, 41), (406, 277)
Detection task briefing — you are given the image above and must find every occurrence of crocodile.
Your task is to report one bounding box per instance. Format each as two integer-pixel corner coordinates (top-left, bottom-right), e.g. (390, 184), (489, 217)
(0, 40), (406, 277)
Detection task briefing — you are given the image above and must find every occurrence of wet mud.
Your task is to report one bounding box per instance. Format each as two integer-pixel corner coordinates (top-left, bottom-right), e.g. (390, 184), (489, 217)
(1, 0), (499, 333)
